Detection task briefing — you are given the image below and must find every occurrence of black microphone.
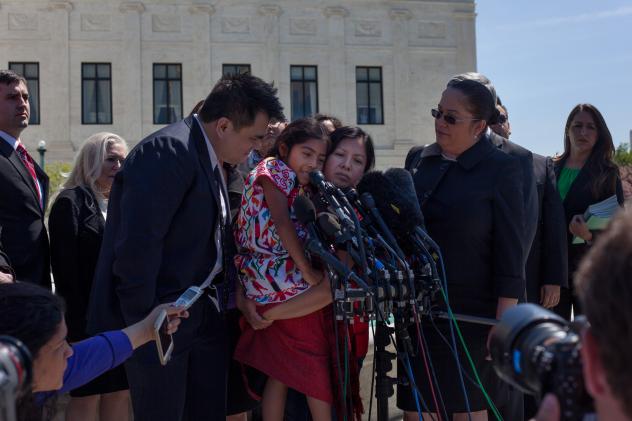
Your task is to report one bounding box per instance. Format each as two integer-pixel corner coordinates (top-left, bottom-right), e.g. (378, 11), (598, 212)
(357, 188), (405, 260)
(294, 195), (322, 243)
(309, 171), (354, 227)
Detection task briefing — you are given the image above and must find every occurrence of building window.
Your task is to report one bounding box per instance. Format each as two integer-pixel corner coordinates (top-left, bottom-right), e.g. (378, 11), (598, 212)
(222, 64), (251, 76)
(356, 67), (384, 125)
(153, 64), (183, 125)
(82, 63), (112, 124)
(8, 62), (40, 125)
(290, 65), (318, 121)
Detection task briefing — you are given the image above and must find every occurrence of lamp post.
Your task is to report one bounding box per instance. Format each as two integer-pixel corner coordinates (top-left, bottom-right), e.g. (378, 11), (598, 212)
(37, 140), (47, 169)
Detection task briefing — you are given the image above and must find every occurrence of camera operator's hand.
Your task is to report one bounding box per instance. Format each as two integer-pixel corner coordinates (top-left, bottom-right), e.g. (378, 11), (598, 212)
(540, 284), (561, 308)
(531, 394), (560, 421)
(122, 303), (189, 350)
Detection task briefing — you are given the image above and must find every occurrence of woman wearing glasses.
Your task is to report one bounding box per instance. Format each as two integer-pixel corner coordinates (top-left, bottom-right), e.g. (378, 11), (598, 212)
(399, 74), (527, 421)
(49, 132), (129, 421)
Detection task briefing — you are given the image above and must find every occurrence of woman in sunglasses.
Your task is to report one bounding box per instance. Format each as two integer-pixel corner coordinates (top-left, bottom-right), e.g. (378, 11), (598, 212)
(400, 73), (527, 421)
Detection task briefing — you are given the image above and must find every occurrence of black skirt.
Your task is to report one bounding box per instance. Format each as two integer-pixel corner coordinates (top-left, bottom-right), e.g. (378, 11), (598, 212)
(396, 320), (504, 414)
(70, 364), (128, 397)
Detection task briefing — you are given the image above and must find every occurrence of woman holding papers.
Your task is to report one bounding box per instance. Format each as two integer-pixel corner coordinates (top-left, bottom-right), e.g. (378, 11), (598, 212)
(553, 103), (624, 320)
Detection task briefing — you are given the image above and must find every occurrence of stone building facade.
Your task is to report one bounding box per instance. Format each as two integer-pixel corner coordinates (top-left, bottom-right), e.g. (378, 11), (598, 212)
(0, 0), (476, 167)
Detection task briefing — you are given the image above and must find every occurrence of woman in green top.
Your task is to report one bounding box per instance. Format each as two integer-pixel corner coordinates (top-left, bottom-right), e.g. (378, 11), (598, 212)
(553, 103), (624, 320)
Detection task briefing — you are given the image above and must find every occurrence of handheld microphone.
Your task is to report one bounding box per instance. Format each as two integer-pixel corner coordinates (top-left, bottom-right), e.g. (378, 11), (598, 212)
(309, 171), (354, 227)
(358, 190), (405, 260)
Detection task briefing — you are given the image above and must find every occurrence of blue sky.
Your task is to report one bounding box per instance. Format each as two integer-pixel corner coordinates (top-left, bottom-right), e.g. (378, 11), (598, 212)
(476, 0), (632, 156)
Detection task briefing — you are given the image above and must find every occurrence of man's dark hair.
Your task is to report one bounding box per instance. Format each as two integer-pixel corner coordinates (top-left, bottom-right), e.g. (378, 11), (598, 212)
(314, 113), (343, 129)
(198, 73), (284, 129)
(575, 206), (632, 418)
(0, 69), (27, 86)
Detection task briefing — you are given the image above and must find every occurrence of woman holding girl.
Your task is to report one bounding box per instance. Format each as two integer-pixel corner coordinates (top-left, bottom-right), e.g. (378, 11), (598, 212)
(233, 117), (331, 420)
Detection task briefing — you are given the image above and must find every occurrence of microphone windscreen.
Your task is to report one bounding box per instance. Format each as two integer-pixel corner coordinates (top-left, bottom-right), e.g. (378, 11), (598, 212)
(309, 170), (326, 187)
(357, 168), (424, 238)
(294, 195), (317, 224)
(383, 168), (424, 228)
(317, 213), (341, 237)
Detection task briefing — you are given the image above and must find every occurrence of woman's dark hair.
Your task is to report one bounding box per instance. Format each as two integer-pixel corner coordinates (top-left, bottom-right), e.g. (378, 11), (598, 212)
(556, 103), (618, 197)
(0, 282), (65, 421)
(268, 117), (330, 159)
(446, 72), (500, 125)
(329, 126), (376, 172)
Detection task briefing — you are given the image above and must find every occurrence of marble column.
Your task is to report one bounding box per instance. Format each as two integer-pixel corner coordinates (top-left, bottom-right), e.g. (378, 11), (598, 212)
(323, 6), (349, 122)
(453, 6), (477, 73)
(390, 8), (413, 145)
(46, 1), (73, 155)
(188, 3), (214, 99)
(119, 1), (144, 143)
(257, 4), (282, 86)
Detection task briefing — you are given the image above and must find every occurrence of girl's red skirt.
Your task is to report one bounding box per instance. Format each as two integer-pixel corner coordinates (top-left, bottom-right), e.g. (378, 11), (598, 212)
(233, 303), (333, 404)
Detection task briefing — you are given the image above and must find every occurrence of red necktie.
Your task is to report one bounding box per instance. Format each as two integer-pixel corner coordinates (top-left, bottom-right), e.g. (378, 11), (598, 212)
(15, 142), (42, 208)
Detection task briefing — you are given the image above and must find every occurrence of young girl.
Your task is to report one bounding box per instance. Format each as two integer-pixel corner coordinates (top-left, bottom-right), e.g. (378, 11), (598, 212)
(233, 117), (331, 421)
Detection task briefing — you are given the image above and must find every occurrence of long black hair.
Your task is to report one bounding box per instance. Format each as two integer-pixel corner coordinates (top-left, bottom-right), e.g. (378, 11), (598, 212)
(329, 126), (376, 173)
(556, 103), (619, 198)
(0, 283), (65, 421)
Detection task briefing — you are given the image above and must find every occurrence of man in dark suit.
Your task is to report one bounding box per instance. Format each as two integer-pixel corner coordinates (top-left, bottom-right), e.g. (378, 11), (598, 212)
(0, 69), (50, 288)
(87, 74), (284, 421)
(490, 101), (568, 420)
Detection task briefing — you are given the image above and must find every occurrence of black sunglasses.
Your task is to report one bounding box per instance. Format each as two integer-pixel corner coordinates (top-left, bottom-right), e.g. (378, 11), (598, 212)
(431, 108), (481, 125)
(496, 114), (508, 124)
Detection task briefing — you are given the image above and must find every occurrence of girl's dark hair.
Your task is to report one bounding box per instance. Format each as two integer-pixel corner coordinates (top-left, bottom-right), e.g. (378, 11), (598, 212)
(446, 72), (500, 125)
(0, 283), (65, 421)
(329, 126), (376, 172)
(556, 103), (619, 197)
(269, 117), (330, 159)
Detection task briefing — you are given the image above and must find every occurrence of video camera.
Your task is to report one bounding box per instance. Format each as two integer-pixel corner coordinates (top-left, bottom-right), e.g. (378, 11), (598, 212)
(490, 304), (594, 421)
(0, 335), (32, 421)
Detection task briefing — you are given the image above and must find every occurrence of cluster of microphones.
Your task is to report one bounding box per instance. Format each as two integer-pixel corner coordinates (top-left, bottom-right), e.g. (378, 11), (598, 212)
(296, 168), (443, 322)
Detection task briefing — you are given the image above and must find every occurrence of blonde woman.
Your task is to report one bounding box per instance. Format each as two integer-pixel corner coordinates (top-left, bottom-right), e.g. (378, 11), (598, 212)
(49, 132), (129, 421)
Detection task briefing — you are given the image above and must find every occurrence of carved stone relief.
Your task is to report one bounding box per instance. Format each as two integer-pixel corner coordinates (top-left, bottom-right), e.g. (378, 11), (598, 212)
(152, 14), (181, 33)
(8, 13), (38, 31)
(81, 14), (111, 32)
(221, 17), (250, 34)
(354, 20), (381, 37)
(418, 21), (446, 39)
(289, 18), (317, 35)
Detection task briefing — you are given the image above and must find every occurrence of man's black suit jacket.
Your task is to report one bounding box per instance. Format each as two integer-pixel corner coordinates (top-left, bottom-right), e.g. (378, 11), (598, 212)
(489, 132), (539, 267)
(87, 117), (222, 333)
(525, 154), (568, 303)
(0, 136), (50, 288)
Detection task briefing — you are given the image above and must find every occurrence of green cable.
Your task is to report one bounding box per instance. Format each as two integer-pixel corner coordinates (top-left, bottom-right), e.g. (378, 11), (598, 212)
(440, 289), (503, 421)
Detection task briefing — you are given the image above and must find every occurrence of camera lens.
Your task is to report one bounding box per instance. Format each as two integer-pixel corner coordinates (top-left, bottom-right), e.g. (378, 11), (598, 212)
(489, 304), (568, 395)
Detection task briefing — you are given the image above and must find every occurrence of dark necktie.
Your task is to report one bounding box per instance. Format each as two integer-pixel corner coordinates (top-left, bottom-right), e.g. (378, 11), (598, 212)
(213, 165), (236, 309)
(15, 143), (42, 209)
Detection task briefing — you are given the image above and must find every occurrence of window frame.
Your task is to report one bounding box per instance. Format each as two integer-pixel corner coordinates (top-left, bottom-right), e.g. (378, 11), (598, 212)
(81, 62), (113, 125)
(290, 65), (319, 121)
(8, 62), (40, 125)
(152, 63), (184, 125)
(222, 64), (252, 76)
(355, 66), (384, 125)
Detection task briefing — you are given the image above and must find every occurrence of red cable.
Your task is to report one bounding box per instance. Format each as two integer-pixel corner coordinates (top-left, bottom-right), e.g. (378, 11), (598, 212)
(413, 309), (443, 421)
